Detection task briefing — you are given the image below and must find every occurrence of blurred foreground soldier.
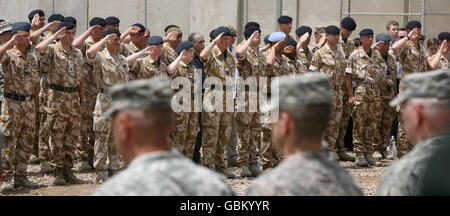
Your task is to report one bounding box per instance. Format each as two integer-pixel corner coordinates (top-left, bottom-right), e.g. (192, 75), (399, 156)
(277, 15), (294, 41)
(373, 34), (397, 160)
(161, 26), (182, 65)
(246, 74), (363, 196)
(87, 29), (129, 181)
(392, 20), (430, 158)
(126, 36), (168, 80)
(234, 26), (264, 177)
(378, 69), (450, 195)
(199, 27), (236, 178)
(0, 22), (41, 191)
(93, 78), (234, 196)
(105, 16), (120, 30)
(346, 29), (382, 167)
(36, 22), (85, 185)
(295, 26), (313, 74)
(309, 25), (347, 161)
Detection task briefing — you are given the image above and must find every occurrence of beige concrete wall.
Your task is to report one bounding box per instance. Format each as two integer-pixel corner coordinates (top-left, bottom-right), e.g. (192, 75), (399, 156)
(54, 0), (88, 36)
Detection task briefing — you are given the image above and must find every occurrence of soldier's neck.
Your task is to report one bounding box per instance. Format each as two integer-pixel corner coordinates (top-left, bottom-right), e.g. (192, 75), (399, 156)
(284, 140), (323, 156)
(107, 46), (118, 57)
(362, 45), (371, 54)
(16, 45), (28, 55)
(61, 42), (72, 53)
(327, 42), (337, 50)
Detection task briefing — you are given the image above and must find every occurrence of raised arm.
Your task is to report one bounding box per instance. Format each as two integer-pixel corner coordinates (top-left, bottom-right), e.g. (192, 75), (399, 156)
(120, 26), (140, 43)
(72, 25), (102, 49)
(0, 34), (19, 60)
(266, 40), (283, 67)
(36, 27), (66, 54)
(236, 31), (259, 58)
(30, 20), (61, 44)
(392, 28), (419, 54)
(200, 33), (223, 62)
(428, 40), (448, 70)
(167, 50), (186, 75)
(126, 46), (151, 66)
(86, 33), (116, 59)
(296, 32), (310, 51)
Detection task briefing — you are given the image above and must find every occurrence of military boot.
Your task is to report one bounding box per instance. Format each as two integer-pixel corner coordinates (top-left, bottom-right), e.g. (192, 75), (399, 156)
(337, 151), (355, 162)
(29, 154), (40, 164)
(96, 171), (109, 183)
(76, 161), (92, 172)
(1, 179), (14, 192)
(239, 165), (252, 177)
(215, 167), (236, 179)
(53, 169), (67, 185)
(63, 168), (83, 184)
(14, 178), (40, 189)
(379, 150), (394, 160)
(365, 152), (380, 166)
(355, 153), (369, 167)
(40, 160), (52, 173)
(249, 164), (263, 177)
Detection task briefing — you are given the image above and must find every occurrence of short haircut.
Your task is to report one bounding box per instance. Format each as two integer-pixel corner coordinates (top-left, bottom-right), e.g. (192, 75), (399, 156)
(188, 32), (201, 43)
(353, 38), (362, 47)
(386, 20), (399, 29)
(281, 104), (331, 140)
(426, 37), (439, 48)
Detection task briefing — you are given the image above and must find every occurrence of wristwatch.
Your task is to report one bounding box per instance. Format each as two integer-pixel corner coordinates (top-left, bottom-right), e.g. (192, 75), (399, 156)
(406, 35), (410, 40)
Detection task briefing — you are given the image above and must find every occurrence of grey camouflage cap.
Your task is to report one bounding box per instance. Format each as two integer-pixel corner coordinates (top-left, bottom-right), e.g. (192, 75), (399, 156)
(390, 69), (450, 107)
(261, 73), (331, 112)
(0, 20), (12, 34)
(103, 77), (174, 119)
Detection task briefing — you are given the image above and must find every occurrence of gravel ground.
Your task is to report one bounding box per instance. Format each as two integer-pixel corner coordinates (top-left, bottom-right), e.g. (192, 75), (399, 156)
(1, 151), (392, 196)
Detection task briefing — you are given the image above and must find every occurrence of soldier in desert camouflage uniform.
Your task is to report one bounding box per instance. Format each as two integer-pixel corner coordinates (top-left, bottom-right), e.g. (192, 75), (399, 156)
(120, 23), (147, 58)
(234, 26), (264, 177)
(93, 78), (234, 196)
(161, 26), (182, 65)
(246, 73), (363, 196)
(0, 22), (41, 191)
(86, 29), (129, 181)
(36, 22), (85, 185)
(167, 41), (199, 159)
(427, 32), (449, 70)
(126, 36), (168, 80)
(335, 17), (357, 162)
(260, 32), (289, 170)
(309, 25), (346, 160)
(346, 29), (383, 167)
(391, 20), (430, 158)
(282, 39), (299, 75)
(199, 27), (236, 178)
(295, 26), (313, 74)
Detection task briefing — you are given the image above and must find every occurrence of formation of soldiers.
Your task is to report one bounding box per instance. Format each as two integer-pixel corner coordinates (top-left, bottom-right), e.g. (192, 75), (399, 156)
(0, 10), (449, 195)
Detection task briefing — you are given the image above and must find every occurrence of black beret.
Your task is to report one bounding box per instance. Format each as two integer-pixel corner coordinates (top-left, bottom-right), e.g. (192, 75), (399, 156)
(164, 24), (179, 33)
(285, 39), (297, 47)
(325, 25), (340, 34)
(341, 17), (357, 31)
(245, 21), (260, 30)
(105, 16), (120, 25)
(244, 26), (261, 39)
(419, 34), (425, 41)
(438, 32), (450, 41)
(295, 26), (312, 36)
(28, 9), (45, 22)
(64, 16), (77, 25)
(176, 41), (193, 54)
(12, 22), (31, 32)
(375, 33), (391, 42)
(48, 14), (64, 23)
(214, 26), (232, 37)
(147, 36), (163, 46)
(263, 35), (270, 44)
(57, 22), (75, 31)
(359, 28), (374, 36)
(89, 17), (106, 27)
(103, 28), (121, 38)
(406, 20), (421, 30)
(277, 15), (293, 24)
(0, 19), (3, 22)
(132, 23), (145, 33)
(209, 29), (216, 39)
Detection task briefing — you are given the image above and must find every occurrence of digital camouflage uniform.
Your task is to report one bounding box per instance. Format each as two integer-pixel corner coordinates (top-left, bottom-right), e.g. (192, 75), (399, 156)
(43, 42), (84, 170)
(94, 150), (234, 196)
(396, 41), (428, 158)
(336, 36), (355, 153)
(346, 48), (383, 155)
(296, 46), (313, 74)
(171, 62), (199, 159)
(78, 37), (100, 164)
(309, 43), (347, 152)
(247, 152), (363, 196)
(129, 55), (168, 80)
(0, 46), (40, 182)
(260, 51), (288, 169)
(201, 45), (236, 170)
(89, 48), (129, 171)
(235, 45), (264, 168)
(160, 42), (178, 65)
(373, 52), (397, 152)
(427, 53), (449, 70)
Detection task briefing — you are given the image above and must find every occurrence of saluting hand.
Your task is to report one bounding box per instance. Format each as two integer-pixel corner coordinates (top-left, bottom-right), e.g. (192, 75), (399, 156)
(143, 46), (154, 56)
(164, 31), (178, 42)
(129, 26), (141, 35)
(439, 40), (448, 54)
(48, 20), (62, 32)
(371, 41), (384, 50)
(31, 14), (41, 30)
(408, 28), (420, 41)
(249, 31), (260, 43)
(104, 33), (117, 43)
(299, 32), (310, 44)
(54, 27), (66, 40)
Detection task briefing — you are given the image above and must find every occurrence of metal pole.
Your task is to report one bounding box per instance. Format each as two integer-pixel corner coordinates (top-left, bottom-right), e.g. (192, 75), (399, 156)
(145, 0), (148, 28)
(421, 0), (425, 34)
(237, 0), (245, 44)
(275, 0), (282, 31)
(52, 0), (55, 14)
(339, 0), (343, 23)
(245, 0), (248, 23)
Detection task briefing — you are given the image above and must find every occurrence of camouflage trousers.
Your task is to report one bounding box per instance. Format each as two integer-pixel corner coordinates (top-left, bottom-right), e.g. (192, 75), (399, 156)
(77, 92), (96, 163)
(236, 111), (261, 167)
(352, 88), (380, 154)
(325, 89), (344, 152)
(226, 112), (238, 164)
(396, 112), (414, 158)
(373, 96), (396, 152)
(0, 99), (36, 180)
(172, 111), (199, 159)
(38, 87), (51, 161)
(260, 122), (281, 169)
(48, 112), (81, 169)
(201, 111), (232, 169)
(335, 92), (352, 152)
(93, 114), (120, 171)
